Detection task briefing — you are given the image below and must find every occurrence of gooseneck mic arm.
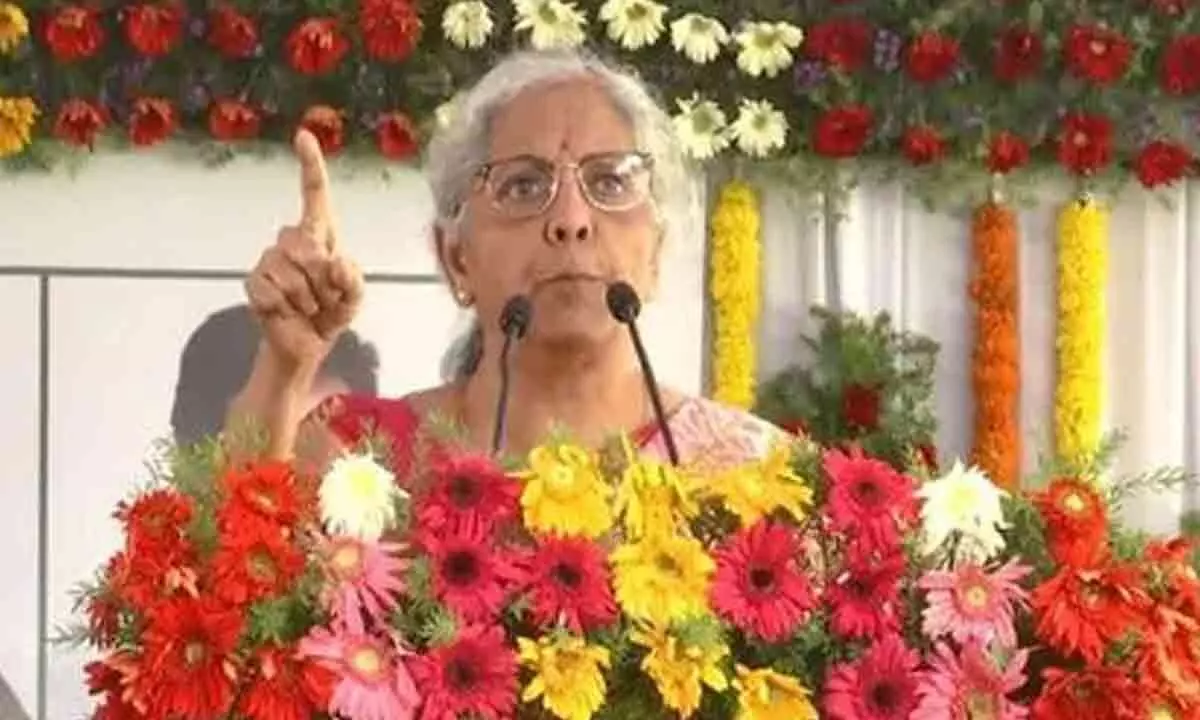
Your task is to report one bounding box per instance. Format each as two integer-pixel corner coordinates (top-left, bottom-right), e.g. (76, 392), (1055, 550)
(492, 295), (532, 456)
(605, 281), (680, 466)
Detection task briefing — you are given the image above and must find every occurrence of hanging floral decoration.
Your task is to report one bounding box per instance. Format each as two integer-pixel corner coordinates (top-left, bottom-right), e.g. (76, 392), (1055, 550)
(708, 178), (761, 410)
(1054, 196), (1108, 468)
(969, 198), (1020, 491)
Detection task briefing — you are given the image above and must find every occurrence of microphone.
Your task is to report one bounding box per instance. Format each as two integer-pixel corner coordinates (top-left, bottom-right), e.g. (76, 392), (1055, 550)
(492, 295), (532, 455)
(605, 281), (680, 466)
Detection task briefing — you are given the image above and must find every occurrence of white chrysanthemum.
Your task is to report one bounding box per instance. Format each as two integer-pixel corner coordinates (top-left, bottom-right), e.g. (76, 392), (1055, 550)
(514, 0), (588, 51)
(598, 0), (666, 50)
(729, 98), (787, 158)
(442, 1), (493, 49)
(670, 13), (728, 64)
(319, 453), (402, 540)
(733, 21), (804, 78)
(916, 460), (1009, 562)
(672, 94), (730, 161)
(434, 96), (460, 129)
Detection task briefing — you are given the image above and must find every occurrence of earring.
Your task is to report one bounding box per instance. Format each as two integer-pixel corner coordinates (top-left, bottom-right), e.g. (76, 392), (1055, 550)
(454, 286), (474, 307)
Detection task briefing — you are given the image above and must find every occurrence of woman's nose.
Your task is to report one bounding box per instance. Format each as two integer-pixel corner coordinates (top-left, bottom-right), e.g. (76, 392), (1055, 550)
(543, 173), (592, 244)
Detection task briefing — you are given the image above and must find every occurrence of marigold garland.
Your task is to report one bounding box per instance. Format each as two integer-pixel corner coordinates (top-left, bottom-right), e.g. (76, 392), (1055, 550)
(969, 201), (1021, 491)
(709, 179), (761, 409)
(1054, 197), (1108, 466)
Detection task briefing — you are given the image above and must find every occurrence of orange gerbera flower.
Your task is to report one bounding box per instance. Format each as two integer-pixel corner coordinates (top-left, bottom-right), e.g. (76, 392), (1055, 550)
(1031, 564), (1149, 666)
(1134, 605), (1200, 710)
(1032, 476), (1108, 567)
(1145, 538), (1200, 617)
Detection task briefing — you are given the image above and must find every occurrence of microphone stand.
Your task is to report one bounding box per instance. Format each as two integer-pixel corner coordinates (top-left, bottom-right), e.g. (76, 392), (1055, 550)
(491, 296), (532, 456)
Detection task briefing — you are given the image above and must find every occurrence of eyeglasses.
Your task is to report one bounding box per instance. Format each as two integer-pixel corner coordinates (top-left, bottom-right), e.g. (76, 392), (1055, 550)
(473, 151), (654, 219)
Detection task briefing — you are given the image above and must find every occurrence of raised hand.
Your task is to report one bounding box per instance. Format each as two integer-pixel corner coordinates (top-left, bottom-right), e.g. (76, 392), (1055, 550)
(244, 129), (364, 371)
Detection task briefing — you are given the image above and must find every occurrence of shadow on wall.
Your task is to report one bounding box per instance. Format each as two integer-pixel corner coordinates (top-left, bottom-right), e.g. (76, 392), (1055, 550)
(0, 671), (29, 720)
(169, 304), (381, 446)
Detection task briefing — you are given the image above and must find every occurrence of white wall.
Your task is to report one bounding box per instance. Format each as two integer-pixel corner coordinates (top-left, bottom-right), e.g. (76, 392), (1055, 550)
(0, 150), (707, 719)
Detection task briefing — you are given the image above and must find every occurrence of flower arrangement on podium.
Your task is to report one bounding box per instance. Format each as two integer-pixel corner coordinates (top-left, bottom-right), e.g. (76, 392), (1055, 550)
(69, 421), (1200, 719)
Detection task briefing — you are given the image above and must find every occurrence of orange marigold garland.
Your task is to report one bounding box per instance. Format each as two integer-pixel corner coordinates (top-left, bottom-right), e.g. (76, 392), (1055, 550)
(969, 200), (1021, 490)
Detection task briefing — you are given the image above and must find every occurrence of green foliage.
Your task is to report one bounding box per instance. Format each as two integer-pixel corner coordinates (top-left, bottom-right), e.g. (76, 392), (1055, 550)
(757, 306), (939, 472)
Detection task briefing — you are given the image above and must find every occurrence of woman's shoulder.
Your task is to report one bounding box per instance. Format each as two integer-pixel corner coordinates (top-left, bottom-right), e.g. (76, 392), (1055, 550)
(649, 394), (788, 470)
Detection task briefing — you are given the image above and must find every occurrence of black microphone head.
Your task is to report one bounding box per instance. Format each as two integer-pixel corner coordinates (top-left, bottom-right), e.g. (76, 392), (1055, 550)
(499, 294), (533, 338)
(605, 281), (641, 323)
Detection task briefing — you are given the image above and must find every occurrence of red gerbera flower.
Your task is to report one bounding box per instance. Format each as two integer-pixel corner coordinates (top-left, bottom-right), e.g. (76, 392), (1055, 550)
(1161, 34), (1200, 95)
(900, 125), (945, 167)
(993, 24), (1044, 83)
(1031, 564), (1149, 666)
(1032, 476), (1109, 567)
(1063, 24), (1132, 85)
(804, 17), (873, 74)
(207, 3), (258, 58)
(219, 460), (307, 530)
(235, 646), (335, 720)
(415, 452), (520, 541)
(86, 651), (147, 720)
(986, 130), (1030, 174)
(285, 18), (349, 76)
(824, 634), (921, 720)
(812, 104), (873, 158)
(1145, 538), (1200, 616)
(711, 520), (816, 642)
(425, 519), (524, 623)
(123, 1), (185, 57)
(1133, 605), (1200, 708)
(823, 448), (917, 553)
(208, 99), (262, 143)
(1032, 666), (1143, 720)
(1135, 140), (1193, 189)
(128, 97), (177, 147)
(53, 98), (109, 149)
(826, 545), (905, 640)
(526, 535), (617, 633)
(44, 5), (106, 62)
(410, 624), (519, 720)
(359, 0), (422, 63)
(904, 31), (960, 84)
(116, 487), (193, 557)
(209, 520), (306, 607)
(107, 547), (199, 610)
(138, 596), (243, 719)
(1056, 112), (1113, 177)
(377, 111), (420, 161)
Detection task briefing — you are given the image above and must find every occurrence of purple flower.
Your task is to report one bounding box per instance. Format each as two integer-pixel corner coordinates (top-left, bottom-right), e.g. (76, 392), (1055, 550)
(189, 17), (206, 38)
(793, 60), (827, 91)
(874, 28), (902, 73)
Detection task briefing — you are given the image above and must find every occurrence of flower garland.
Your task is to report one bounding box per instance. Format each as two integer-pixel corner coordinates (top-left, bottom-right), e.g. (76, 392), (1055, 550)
(969, 200), (1021, 491)
(708, 178), (761, 409)
(1054, 197), (1108, 466)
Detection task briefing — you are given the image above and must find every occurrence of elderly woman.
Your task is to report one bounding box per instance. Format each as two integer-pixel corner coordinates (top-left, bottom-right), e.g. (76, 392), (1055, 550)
(229, 49), (779, 471)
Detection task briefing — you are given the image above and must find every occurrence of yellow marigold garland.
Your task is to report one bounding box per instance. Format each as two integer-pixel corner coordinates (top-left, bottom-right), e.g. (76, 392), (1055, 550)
(709, 179), (762, 409)
(0, 95), (38, 158)
(969, 200), (1021, 491)
(0, 3), (29, 56)
(1054, 196), (1108, 466)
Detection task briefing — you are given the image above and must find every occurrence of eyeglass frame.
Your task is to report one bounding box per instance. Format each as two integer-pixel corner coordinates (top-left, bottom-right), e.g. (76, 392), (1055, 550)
(466, 150), (656, 220)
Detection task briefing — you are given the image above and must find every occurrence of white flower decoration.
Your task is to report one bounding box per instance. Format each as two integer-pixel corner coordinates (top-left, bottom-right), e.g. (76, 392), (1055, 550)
(670, 13), (728, 64)
(442, 1), (494, 49)
(514, 0), (588, 51)
(599, 0), (666, 50)
(730, 98), (788, 158)
(319, 453), (403, 541)
(734, 21), (804, 78)
(916, 460), (1010, 563)
(672, 94), (730, 161)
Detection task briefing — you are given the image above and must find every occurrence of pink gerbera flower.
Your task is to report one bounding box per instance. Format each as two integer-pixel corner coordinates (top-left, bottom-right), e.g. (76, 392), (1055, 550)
(410, 624), (518, 720)
(425, 519), (524, 623)
(415, 452), (520, 540)
(826, 545), (904, 640)
(297, 626), (420, 720)
(526, 535), (617, 633)
(321, 536), (406, 634)
(919, 559), (1030, 649)
(911, 641), (1029, 720)
(824, 634), (921, 720)
(824, 448), (917, 554)
(711, 520), (816, 642)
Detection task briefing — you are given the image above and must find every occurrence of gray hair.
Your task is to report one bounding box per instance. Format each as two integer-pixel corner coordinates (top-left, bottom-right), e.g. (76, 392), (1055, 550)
(427, 48), (692, 381)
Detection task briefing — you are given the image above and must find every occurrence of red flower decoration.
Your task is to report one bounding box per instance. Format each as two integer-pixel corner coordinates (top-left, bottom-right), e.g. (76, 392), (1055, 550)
(218, 460), (305, 530)
(86, 652), (145, 720)
(1161, 35), (1200, 96)
(208, 99), (261, 142)
(207, 3), (259, 59)
(993, 24), (1043, 83)
(1135, 140), (1193, 189)
(1031, 564), (1150, 666)
(1133, 605), (1200, 708)
(53, 99), (108, 149)
(525, 535), (617, 633)
(1032, 666), (1144, 719)
(986, 131), (1030, 174)
(903, 31), (960, 84)
(138, 596), (243, 720)
(299, 106), (345, 155)
(1033, 476), (1109, 567)
(360, 0), (423, 63)
(235, 647), (336, 720)
(842, 383), (882, 432)
(415, 451), (518, 540)
(44, 5), (106, 61)
(425, 519), (524, 623)
(1056, 112), (1112, 176)
(824, 634), (921, 720)
(1145, 538), (1200, 616)
(804, 18), (873, 74)
(780, 418), (808, 436)
(286, 18), (349, 76)
(824, 447), (917, 554)
(128, 97), (177, 147)
(116, 487), (193, 557)
(209, 521), (305, 607)
(409, 625), (519, 720)
(124, 2), (185, 57)
(376, 111), (420, 160)
(826, 545), (905, 640)
(915, 442), (938, 471)
(710, 521), (815, 642)
(813, 104), (873, 158)
(1064, 24), (1132, 85)
(901, 125), (945, 166)
(1150, 0), (1190, 14)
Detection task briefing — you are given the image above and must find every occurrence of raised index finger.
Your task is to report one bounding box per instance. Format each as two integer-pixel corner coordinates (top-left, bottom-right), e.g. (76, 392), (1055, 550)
(294, 129), (335, 247)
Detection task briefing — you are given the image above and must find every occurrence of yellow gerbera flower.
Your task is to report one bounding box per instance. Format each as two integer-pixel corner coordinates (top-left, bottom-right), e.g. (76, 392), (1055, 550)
(0, 96), (38, 158)
(631, 623), (728, 717)
(706, 442), (812, 526)
(613, 435), (699, 540)
(611, 533), (713, 625)
(518, 443), (613, 538)
(0, 3), (29, 55)
(733, 665), (818, 720)
(518, 635), (610, 720)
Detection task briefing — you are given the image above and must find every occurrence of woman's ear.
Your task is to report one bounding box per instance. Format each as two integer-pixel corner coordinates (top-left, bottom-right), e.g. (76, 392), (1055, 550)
(434, 223), (473, 306)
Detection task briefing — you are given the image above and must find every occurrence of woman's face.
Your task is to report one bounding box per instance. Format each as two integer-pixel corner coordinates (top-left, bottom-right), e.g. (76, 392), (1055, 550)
(439, 77), (661, 350)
